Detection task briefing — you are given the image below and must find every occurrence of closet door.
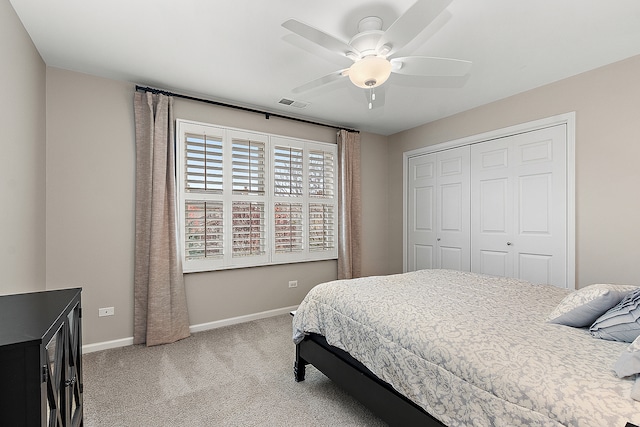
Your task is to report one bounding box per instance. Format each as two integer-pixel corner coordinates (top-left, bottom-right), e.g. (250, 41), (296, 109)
(407, 146), (470, 271)
(471, 124), (567, 287)
(407, 153), (437, 270)
(436, 146), (470, 271)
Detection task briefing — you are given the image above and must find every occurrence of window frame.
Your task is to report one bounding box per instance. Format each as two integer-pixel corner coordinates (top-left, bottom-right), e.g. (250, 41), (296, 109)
(176, 119), (338, 273)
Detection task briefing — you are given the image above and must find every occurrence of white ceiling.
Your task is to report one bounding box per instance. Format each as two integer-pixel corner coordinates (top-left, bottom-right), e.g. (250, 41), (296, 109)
(9, 0), (640, 135)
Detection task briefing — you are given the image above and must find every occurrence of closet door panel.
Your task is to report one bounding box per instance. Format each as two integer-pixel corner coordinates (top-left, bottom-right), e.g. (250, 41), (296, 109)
(440, 246), (463, 271)
(415, 186), (434, 231)
(518, 253), (552, 285)
(512, 125), (566, 286)
(479, 250), (510, 277)
(407, 154), (437, 271)
(436, 146), (470, 271)
(415, 245), (435, 270)
(471, 138), (513, 277)
(518, 173), (551, 235)
(479, 178), (509, 233)
(440, 183), (462, 232)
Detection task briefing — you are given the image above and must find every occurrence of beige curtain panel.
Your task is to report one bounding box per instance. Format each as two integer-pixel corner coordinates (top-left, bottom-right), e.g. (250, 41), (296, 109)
(337, 129), (362, 280)
(133, 92), (190, 346)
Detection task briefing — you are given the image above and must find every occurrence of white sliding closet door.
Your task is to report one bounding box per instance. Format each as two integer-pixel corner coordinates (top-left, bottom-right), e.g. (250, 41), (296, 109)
(471, 124), (567, 287)
(407, 146), (470, 272)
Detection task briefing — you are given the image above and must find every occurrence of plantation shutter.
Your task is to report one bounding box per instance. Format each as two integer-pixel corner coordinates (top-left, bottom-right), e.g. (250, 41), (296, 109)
(274, 202), (303, 253)
(309, 203), (335, 251)
(232, 202), (266, 257)
(183, 131), (225, 262)
(184, 201), (224, 260)
(184, 133), (223, 193)
(308, 148), (336, 252)
(274, 146), (303, 196)
(232, 138), (265, 195)
(308, 150), (335, 197)
(178, 120), (338, 272)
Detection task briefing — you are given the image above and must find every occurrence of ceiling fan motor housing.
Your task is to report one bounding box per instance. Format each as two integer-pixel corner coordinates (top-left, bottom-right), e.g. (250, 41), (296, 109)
(349, 16), (385, 57)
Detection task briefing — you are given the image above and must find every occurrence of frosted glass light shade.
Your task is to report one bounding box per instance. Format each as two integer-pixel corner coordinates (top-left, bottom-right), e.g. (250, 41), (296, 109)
(348, 56), (392, 88)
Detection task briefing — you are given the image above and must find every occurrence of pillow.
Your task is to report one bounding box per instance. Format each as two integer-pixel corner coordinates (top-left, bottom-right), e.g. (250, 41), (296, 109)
(614, 335), (640, 378)
(546, 284), (638, 327)
(590, 288), (640, 342)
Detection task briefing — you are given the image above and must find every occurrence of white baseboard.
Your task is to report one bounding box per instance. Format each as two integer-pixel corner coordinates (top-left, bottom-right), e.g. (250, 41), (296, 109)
(189, 305), (298, 333)
(83, 337), (134, 354)
(82, 305), (298, 354)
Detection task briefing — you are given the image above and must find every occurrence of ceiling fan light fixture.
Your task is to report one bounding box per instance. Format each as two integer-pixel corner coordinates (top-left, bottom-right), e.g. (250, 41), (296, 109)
(348, 56), (392, 89)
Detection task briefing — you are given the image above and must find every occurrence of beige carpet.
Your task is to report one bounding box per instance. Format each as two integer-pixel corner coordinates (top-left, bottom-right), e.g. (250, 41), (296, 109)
(82, 314), (386, 426)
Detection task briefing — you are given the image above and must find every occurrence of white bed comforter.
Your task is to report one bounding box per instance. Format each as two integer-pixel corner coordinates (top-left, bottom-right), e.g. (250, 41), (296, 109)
(292, 269), (640, 427)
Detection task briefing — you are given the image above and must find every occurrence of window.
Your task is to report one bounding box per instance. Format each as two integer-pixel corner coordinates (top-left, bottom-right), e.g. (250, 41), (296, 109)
(177, 120), (338, 272)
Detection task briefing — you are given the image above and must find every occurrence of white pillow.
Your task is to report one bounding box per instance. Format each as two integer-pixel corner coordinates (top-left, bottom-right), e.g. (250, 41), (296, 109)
(546, 284), (638, 327)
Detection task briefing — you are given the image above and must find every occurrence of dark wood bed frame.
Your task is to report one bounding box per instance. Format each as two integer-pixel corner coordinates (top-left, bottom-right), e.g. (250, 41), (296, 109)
(294, 333), (445, 426)
(294, 333), (640, 427)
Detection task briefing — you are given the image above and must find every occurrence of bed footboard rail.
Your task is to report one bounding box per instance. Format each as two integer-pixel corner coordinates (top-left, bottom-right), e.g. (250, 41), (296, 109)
(294, 333), (445, 426)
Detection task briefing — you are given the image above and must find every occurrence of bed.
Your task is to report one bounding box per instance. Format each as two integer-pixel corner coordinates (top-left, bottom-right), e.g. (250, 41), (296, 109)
(292, 269), (640, 427)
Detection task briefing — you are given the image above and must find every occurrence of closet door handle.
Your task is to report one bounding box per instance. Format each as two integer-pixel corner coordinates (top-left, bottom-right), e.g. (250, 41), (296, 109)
(506, 242), (512, 246)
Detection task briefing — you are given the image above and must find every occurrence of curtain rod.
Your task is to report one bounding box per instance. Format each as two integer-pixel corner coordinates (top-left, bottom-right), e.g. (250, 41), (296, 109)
(135, 85), (359, 133)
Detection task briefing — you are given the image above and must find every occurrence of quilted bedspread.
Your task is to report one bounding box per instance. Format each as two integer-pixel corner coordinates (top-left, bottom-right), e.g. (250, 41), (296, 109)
(292, 269), (640, 427)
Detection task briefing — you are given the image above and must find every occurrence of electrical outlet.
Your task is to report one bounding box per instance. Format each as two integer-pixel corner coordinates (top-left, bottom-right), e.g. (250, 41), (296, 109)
(288, 280), (298, 288)
(98, 307), (115, 317)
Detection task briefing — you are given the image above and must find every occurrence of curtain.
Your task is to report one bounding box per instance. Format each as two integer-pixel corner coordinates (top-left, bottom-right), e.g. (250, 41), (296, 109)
(337, 129), (362, 279)
(133, 92), (190, 346)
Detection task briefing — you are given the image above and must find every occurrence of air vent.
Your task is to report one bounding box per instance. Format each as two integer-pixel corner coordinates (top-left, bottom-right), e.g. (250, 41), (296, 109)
(278, 98), (309, 109)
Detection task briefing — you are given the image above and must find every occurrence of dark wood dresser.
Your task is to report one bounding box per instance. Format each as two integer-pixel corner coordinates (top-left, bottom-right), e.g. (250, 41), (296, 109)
(0, 288), (83, 426)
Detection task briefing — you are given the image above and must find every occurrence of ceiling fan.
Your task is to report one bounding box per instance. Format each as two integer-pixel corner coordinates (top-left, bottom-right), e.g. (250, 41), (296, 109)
(282, 0), (471, 109)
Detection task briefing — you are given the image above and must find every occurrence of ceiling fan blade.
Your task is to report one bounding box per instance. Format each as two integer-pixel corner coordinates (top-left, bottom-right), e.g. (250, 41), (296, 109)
(292, 69), (348, 94)
(391, 56), (472, 76)
(282, 19), (359, 58)
(377, 0), (452, 57)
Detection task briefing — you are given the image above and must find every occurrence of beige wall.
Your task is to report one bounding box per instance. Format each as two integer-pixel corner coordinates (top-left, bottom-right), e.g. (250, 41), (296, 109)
(0, 0), (46, 294)
(360, 132), (390, 276)
(45, 68), (390, 344)
(45, 69), (136, 345)
(388, 55), (640, 289)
